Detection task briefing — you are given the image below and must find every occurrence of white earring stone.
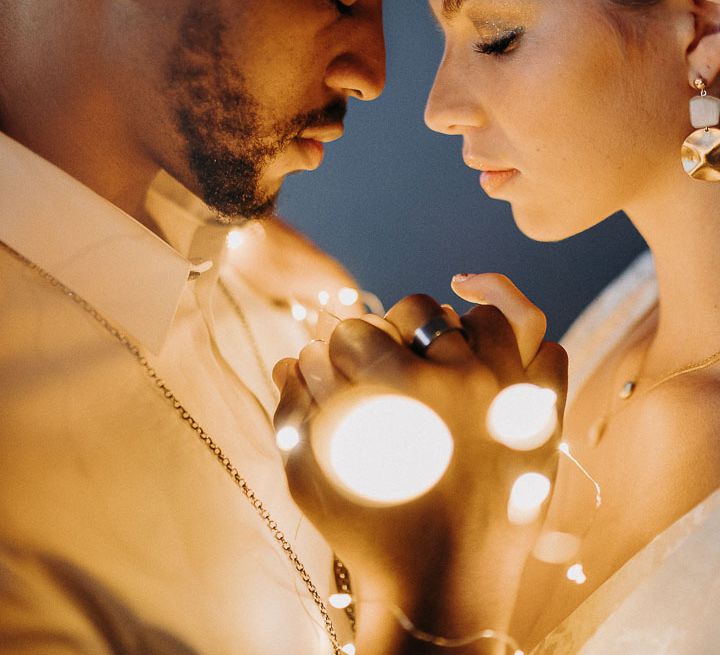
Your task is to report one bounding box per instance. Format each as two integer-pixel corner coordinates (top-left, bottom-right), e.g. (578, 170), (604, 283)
(690, 95), (720, 129)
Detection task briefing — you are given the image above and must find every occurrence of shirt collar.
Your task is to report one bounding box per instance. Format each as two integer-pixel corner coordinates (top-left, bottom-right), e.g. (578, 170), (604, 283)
(0, 132), (212, 354)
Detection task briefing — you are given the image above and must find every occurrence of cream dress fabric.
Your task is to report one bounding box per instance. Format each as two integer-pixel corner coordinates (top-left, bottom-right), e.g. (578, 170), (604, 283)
(533, 251), (720, 654)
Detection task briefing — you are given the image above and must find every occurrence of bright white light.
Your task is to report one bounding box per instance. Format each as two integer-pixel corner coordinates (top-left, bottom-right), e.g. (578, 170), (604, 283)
(487, 384), (558, 451)
(226, 229), (246, 250)
(566, 563), (587, 585)
(276, 426), (301, 452)
(515, 651), (526, 655)
(329, 593), (353, 609)
(317, 393), (454, 505)
(338, 287), (360, 306)
(341, 644), (356, 655)
(291, 303), (308, 322)
(318, 290), (331, 307)
(507, 472), (551, 525)
(559, 442), (571, 455)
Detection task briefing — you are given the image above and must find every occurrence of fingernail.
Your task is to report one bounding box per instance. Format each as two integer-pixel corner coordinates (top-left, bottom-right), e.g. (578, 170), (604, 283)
(452, 273), (478, 284)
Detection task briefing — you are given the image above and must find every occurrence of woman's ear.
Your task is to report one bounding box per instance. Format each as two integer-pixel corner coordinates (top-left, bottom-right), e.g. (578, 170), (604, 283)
(687, 0), (720, 89)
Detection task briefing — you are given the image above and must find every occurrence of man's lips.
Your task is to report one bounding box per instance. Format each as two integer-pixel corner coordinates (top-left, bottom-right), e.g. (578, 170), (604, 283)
(298, 123), (345, 143)
(291, 124), (344, 171)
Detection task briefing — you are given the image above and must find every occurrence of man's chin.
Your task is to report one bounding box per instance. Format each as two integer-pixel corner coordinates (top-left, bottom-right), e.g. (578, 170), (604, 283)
(209, 192), (278, 222)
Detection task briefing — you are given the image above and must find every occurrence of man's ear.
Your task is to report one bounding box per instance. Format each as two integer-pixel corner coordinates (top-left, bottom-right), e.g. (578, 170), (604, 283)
(686, 0), (720, 89)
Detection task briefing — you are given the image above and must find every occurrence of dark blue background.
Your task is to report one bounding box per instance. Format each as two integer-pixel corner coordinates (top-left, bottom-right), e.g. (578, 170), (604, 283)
(278, 3), (647, 341)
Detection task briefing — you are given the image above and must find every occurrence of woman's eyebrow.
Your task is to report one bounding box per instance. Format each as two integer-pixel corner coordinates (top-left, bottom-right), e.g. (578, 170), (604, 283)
(442, 0), (466, 19)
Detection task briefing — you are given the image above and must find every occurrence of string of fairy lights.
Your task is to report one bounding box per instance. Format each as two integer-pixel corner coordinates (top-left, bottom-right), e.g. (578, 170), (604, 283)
(227, 226), (602, 655)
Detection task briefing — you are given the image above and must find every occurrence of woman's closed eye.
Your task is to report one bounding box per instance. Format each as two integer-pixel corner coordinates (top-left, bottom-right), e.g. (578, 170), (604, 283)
(473, 28), (524, 56)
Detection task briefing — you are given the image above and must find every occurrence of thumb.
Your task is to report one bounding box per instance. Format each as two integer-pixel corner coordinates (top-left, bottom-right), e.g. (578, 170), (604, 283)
(452, 273), (547, 368)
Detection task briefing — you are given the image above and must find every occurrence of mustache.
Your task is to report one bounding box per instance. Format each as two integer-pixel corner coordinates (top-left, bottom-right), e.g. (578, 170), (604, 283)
(294, 99), (348, 134)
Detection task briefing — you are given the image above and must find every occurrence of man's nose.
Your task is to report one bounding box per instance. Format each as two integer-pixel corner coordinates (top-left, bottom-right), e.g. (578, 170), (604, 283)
(324, 8), (386, 101)
(425, 53), (485, 135)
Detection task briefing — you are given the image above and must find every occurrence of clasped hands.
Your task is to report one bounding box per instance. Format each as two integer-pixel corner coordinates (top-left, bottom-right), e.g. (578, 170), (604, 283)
(273, 275), (568, 640)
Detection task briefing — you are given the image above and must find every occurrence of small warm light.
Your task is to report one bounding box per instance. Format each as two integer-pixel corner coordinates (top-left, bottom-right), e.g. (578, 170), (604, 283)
(487, 384), (558, 451)
(314, 391), (454, 505)
(507, 472), (552, 525)
(341, 644), (356, 655)
(318, 290), (331, 307)
(559, 442), (603, 508)
(226, 229), (246, 250)
(338, 287), (360, 307)
(515, 651), (526, 655)
(566, 563), (587, 585)
(291, 303), (308, 322)
(276, 426), (301, 452)
(329, 593), (353, 609)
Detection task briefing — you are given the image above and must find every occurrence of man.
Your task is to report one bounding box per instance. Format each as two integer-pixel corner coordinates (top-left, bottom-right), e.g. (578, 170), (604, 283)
(0, 1), (384, 653)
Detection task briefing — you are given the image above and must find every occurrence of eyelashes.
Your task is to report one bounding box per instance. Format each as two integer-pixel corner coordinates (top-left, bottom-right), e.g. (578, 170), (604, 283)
(473, 28), (525, 56)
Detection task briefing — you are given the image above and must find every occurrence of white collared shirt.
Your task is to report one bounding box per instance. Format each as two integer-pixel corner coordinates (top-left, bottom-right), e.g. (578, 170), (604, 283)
(0, 132), (355, 654)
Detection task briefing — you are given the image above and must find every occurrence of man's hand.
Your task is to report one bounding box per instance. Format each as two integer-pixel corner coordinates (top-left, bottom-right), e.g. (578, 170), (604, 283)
(273, 292), (567, 648)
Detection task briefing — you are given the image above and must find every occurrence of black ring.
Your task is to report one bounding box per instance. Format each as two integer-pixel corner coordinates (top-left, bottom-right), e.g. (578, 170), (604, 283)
(411, 316), (467, 355)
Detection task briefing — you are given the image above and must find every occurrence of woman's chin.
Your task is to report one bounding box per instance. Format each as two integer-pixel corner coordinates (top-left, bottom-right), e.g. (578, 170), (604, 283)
(510, 206), (600, 243)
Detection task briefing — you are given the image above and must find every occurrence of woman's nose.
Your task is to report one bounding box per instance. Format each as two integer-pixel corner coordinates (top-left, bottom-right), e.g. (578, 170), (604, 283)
(425, 54), (485, 135)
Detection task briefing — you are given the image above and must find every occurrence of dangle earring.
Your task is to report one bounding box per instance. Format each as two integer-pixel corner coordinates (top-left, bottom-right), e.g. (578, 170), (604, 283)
(681, 77), (720, 181)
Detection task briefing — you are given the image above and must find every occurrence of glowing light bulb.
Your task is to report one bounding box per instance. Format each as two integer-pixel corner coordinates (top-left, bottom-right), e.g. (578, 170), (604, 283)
(276, 426), (301, 452)
(487, 384), (558, 451)
(329, 593), (353, 609)
(341, 644), (356, 655)
(291, 303), (308, 322)
(226, 229), (246, 250)
(318, 290), (331, 307)
(566, 563), (587, 585)
(507, 472), (552, 525)
(313, 391), (454, 506)
(338, 287), (360, 306)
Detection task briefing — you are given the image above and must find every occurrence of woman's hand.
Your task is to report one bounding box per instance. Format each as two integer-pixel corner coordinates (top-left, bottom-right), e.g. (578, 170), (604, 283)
(273, 294), (567, 650)
(452, 273), (548, 368)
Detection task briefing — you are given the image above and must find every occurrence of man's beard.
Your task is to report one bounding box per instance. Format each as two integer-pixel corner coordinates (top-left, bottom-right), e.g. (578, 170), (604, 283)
(175, 99), (346, 220)
(167, 4), (345, 221)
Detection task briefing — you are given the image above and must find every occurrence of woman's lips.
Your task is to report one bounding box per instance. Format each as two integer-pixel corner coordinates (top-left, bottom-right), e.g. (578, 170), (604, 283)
(479, 169), (519, 195)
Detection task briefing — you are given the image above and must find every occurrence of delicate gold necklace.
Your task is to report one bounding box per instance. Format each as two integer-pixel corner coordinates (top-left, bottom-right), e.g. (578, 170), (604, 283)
(589, 336), (720, 446)
(1, 240), (347, 654)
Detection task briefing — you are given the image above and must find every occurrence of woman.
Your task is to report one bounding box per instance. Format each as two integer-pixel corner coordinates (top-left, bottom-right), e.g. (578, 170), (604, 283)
(276, 0), (720, 653)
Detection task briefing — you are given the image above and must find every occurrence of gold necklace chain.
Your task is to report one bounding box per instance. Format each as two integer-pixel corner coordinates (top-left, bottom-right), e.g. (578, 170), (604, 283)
(1, 240), (344, 654)
(589, 322), (720, 446)
(218, 277), (356, 631)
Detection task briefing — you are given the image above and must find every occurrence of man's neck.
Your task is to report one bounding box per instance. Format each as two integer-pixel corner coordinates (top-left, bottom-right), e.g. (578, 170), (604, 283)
(1, 109), (162, 235)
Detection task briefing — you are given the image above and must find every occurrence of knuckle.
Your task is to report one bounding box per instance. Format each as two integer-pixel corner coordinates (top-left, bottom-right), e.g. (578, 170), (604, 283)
(329, 318), (367, 350)
(386, 294), (439, 319)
